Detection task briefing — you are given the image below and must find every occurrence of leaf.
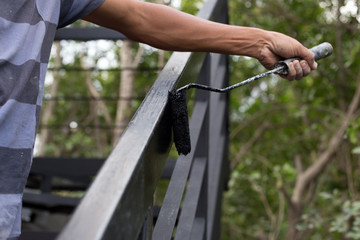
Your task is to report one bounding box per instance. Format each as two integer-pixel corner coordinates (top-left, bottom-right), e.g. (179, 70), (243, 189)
(345, 232), (360, 240)
(250, 171), (261, 180)
(352, 147), (360, 154)
(282, 163), (297, 177)
(319, 192), (332, 200)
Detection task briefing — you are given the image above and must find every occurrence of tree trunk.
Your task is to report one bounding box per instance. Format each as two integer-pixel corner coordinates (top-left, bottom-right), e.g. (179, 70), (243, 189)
(286, 203), (303, 240)
(335, 0), (347, 111)
(112, 0), (166, 146)
(37, 42), (61, 156)
(112, 40), (136, 146)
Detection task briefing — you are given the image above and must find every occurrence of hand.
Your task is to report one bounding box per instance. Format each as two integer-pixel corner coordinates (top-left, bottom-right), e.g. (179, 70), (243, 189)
(257, 31), (318, 81)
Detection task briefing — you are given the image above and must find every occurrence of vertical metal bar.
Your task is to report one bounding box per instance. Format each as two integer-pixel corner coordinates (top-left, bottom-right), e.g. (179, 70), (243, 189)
(153, 54), (211, 240)
(192, 54), (210, 240)
(152, 102), (207, 240)
(138, 204), (153, 240)
(190, 218), (206, 240)
(207, 1), (230, 239)
(173, 54), (210, 240)
(40, 175), (52, 193)
(174, 157), (207, 240)
(207, 54), (229, 240)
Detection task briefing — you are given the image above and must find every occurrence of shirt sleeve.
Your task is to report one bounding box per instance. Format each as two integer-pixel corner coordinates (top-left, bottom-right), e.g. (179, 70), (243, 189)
(58, 0), (105, 28)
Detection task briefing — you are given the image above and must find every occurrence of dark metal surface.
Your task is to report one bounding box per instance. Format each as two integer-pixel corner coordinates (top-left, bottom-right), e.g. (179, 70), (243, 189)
(152, 101), (208, 240)
(160, 159), (177, 179)
(57, 47), (206, 240)
(30, 157), (104, 180)
(20, 230), (58, 240)
(153, 54), (212, 239)
(153, 42), (228, 240)
(23, 192), (80, 208)
(55, 27), (127, 41)
(174, 157), (207, 240)
(207, 53), (230, 240)
(55, 0), (229, 239)
(191, 218), (206, 240)
(24, 158), (106, 216)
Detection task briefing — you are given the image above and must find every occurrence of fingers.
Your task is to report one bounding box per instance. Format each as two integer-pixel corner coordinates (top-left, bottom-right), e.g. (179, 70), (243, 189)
(283, 60), (313, 81)
(293, 44), (319, 71)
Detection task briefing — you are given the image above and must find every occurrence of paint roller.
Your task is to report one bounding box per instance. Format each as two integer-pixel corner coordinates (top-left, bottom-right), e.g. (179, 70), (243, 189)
(169, 42), (333, 155)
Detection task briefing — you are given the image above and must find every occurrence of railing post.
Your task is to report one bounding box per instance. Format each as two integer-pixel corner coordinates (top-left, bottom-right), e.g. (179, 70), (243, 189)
(207, 1), (230, 239)
(174, 54), (211, 240)
(138, 203), (153, 240)
(191, 53), (211, 240)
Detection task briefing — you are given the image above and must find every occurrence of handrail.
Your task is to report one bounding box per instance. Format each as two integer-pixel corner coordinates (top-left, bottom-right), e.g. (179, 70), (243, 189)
(57, 0), (229, 239)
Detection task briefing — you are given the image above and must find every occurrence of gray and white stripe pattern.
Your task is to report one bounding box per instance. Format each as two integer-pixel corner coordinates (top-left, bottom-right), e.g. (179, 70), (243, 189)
(0, 0), (104, 238)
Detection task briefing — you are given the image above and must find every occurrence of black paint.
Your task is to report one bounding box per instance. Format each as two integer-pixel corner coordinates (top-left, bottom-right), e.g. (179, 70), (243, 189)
(169, 90), (191, 155)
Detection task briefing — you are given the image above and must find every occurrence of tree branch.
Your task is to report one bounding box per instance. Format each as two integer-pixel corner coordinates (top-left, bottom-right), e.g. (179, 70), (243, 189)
(279, 186), (293, 207)
(292, 71), (360, 203)
(231, 121), (271, 170)
(230, 105), (286, 140)
(132, 44), (144, 68)
(294, 155), (303, 174)
(248, 178), (276, 225)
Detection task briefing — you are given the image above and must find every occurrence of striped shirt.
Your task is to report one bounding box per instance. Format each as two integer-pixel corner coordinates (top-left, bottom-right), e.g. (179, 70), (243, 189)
(0, 0), (104, 238)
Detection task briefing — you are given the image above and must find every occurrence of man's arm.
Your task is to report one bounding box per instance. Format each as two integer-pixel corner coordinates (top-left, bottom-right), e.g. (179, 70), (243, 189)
(83, 0), (317, 80)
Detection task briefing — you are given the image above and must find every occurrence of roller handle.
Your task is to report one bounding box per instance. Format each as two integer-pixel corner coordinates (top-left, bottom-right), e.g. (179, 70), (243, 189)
(275, 42), (333, 75)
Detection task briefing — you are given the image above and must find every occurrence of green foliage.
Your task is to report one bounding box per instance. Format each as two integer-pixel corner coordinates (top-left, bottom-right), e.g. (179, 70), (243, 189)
(180, 0), (203, 14)
(330, 199), (360, 239)
(223, 0), (360, 239)
(347, 117), (360, 154)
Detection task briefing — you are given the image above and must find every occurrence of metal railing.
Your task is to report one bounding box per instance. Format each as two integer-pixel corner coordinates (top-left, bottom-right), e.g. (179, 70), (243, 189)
(56, 0), (229, 239)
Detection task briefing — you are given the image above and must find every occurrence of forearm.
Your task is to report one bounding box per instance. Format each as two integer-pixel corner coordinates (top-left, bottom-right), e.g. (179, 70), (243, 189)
(84, 0), (316, 79)
(130, 2), (270, 58)
(84, 0), (269, 58)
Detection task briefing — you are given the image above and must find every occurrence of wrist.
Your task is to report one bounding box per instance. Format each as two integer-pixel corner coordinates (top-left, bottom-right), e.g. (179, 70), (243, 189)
(232, 27), (272, 59)
(252, 29), (273, 60)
